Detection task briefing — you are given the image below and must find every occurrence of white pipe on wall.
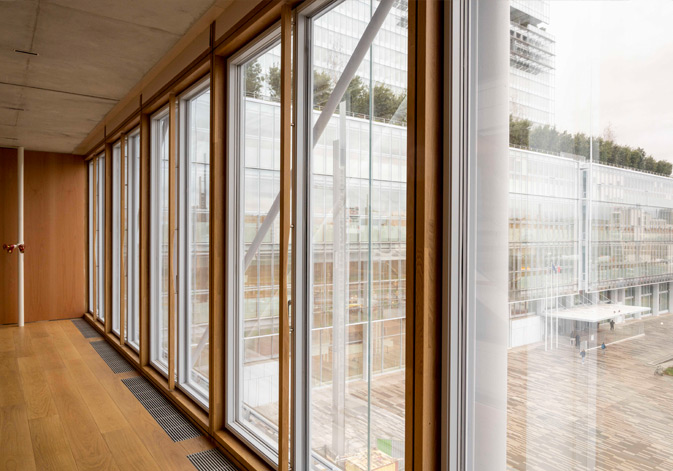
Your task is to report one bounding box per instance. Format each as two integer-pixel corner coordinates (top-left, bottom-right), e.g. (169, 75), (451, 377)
(18, 147), (24, 327)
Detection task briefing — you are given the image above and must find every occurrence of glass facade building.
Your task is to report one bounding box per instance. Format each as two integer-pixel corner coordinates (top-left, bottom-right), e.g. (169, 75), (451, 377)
(508, 148), (673, 347)
(507, 0), (673, 348)
(508, 149), (580, 346)
(509, 0), (555, 127)
(587, 164), (673, 291)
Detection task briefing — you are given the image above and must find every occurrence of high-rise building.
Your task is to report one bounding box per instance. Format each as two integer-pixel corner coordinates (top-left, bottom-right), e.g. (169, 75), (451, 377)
(509, 0), (555, 127)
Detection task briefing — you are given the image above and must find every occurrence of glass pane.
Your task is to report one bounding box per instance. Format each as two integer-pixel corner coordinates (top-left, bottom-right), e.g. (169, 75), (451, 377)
(467, 1), (673, 469)
(181, 86), (210, 402)
(112, 142), (121, 335)
(152, 111), (170, 372)
(97, 154), (105, 322)
(127, 132), (141, 349)
(309, 1), (408, 469)
(122, 141), (128, 337)
(88, 161), (94, 312)
(235, 41), (282, 453)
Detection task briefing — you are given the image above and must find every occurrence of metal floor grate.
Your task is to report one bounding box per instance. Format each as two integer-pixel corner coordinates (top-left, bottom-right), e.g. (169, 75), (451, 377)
(122, 376), (202, 442)
(187, 449), (240, 471)
(71, 318), (101, 339)
(90, 340), (135, 373)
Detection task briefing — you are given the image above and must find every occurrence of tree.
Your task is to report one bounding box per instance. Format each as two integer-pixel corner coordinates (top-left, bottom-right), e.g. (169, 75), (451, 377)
(508, 116), (672, 176)
(245, 59), (263, 97)
(643, 156), (657, 172)
(373, 84), (405, 121)
(530, 124), (559, 152)
(557, 131), (574, 155)
(572, 132), (590, 159)
(656, 160), (673, 175)
(598, 138), (616, 164)
(629, 148), (645, 170)
(311, 73), (406, 124)
(313, 70), (333, 108)
(267, 64), (280, 101)
(344, 76), (370, 116)
(509, 115), (531, 147)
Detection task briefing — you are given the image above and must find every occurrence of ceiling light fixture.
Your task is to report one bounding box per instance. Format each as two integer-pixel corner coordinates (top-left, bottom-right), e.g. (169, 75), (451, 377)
(14, 49), (38, 56)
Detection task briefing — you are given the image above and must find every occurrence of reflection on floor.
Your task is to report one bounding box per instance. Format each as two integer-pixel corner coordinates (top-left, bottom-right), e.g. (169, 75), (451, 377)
(0, 320), (217, 471)
(508, 313), (673, 471)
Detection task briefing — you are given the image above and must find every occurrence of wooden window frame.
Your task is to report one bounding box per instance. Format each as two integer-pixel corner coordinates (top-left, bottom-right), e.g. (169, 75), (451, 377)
(81, 0), (444, 470)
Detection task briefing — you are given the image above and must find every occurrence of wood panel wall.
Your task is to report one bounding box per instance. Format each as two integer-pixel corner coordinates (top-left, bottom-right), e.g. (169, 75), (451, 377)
(0, 148), (86, 323)
(0, 148), (19, 324)
(24, 150), (87, 322)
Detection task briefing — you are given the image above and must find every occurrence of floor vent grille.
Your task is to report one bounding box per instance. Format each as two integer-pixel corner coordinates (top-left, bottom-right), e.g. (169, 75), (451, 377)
(121, 376), (202, 442)
(187, 449), (239, 471)
(71, 318), (101, 339)
(90, 340), (134, 373)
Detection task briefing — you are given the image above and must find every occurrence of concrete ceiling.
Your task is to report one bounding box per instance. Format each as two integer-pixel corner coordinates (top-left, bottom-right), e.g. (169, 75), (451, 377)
(0, 0), (220, 154)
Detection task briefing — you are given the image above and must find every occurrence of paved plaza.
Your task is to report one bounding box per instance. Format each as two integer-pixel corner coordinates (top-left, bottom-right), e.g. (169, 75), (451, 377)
(508, 313), (673, 471)
(245, 313), (673, 470)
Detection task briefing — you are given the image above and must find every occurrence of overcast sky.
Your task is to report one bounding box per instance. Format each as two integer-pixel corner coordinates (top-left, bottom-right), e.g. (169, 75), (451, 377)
(549, 0), (673, 163)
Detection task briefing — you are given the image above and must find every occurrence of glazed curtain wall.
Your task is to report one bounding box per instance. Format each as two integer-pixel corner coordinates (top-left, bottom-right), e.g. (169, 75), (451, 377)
(83, 1), (436, 470)
(450, 1), (673, 470)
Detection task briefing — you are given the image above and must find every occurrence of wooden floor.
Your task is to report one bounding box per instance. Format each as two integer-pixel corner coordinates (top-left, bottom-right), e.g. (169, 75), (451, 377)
(0, 319), (215, 471)
(508, 313), (673, 471)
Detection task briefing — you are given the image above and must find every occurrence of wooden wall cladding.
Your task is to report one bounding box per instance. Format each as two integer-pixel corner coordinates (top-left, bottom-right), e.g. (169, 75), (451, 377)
(0, 148), (19, 324)
(24, 150), (87, 322)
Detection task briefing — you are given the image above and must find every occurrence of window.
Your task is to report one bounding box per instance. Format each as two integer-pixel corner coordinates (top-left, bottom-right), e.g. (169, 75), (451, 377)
(126, 131), (141, 350)
(96, 153), (106, 322)
(452, 1), (673, 469)
(301, 0), (408, 468)
(151, 107), (171, 374)
(227, 31), (282, 461)
(112, 141), (122, 335)
(88, 160), (94, 313)
(660, 283), (669, 314)
(78, 2), (418, 468)
(178, 80), (211, 406)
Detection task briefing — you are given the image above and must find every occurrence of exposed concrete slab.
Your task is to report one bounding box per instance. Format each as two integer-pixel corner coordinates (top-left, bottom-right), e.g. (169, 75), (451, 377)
(0, 110), (19, 127)
(0, 0), (38, 85)
(0, 0), (221, 153)
(44, 0), (216, 36)
(28, 2), (182, 99)
(0, 0), (38, 53)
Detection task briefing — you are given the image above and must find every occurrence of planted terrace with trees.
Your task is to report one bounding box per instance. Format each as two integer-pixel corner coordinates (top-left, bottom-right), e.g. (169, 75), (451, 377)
(255, 62), (407, 124)
(510, 116), (673, 177)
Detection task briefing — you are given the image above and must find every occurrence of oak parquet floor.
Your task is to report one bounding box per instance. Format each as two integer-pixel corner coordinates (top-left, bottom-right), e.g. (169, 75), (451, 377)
(0, 320), (213, 471)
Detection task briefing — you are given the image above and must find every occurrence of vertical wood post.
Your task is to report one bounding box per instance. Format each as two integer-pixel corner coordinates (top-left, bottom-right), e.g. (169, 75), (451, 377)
(407, 0), (443, 470)
(120, 134), (127, 345)
(210, 51), (226, 433)
(105, 141), (113, 334)
(279, 5), (292, 470)
(93, 157), (98, 320)
(140, 111), (151, 367)
(168, 94), (178, 390)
